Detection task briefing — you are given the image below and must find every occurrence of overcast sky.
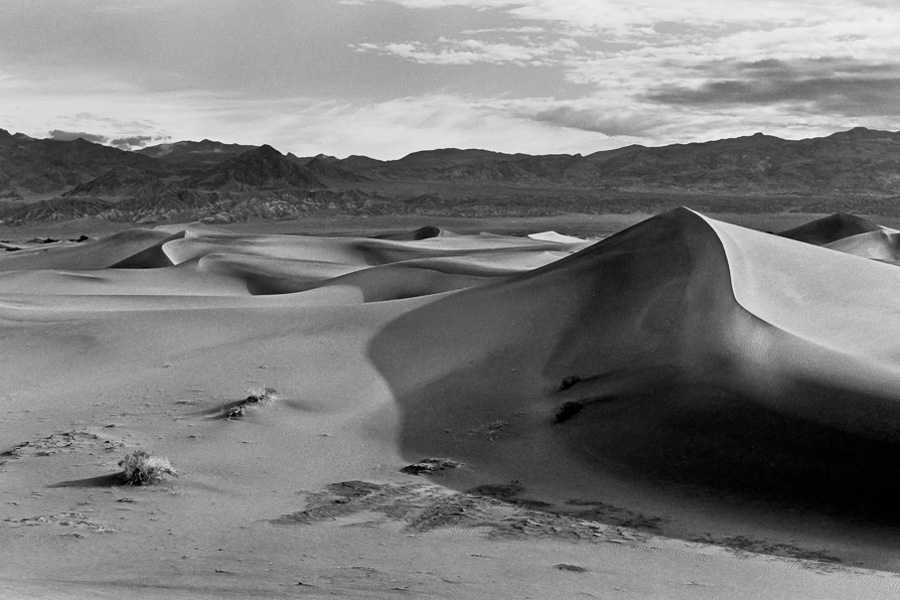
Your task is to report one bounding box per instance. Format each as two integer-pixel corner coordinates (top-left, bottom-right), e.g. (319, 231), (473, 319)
(1, 0), (898, 158)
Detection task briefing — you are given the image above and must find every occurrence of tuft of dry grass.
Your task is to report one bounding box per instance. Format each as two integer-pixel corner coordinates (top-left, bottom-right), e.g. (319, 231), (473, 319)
(228, 387), (279, 419)
(118, 450), (177, 485)
(246, 386), (278, 403)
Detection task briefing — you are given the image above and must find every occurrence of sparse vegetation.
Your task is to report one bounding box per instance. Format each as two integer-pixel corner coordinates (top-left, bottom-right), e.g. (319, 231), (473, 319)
(558, 375), (581, 391)
(227, 386), (278, 419)
(467, 482), (525, 500)
(554, 401), (584, 424)
(554, 564), (587, 573)
(246, 386), (278, 403)
(118, 450), (177, 485)
(275, 480), (642, 544)
(400, 458), (464, 476)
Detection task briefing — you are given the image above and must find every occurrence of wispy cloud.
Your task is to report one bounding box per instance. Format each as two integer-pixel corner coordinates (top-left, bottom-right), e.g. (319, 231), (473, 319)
(355, 36), (578, 66)
(645, 58), (900, 117)
(48, 130), (110, 144)
(44, 130), (164, 150)
(235, 95), (624, 158)
(364, 0), (895, 31)
(461, 26), (546, 34)
(527, 105), (666, 137)
(351, 0), (900, 145)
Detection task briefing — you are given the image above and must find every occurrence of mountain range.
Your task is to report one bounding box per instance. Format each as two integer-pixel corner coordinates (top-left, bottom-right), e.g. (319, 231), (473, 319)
(1, 127), (900, 223)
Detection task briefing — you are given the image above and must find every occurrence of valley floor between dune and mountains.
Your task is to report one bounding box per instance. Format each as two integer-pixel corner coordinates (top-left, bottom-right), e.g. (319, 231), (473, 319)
(3, 210), (900, 599)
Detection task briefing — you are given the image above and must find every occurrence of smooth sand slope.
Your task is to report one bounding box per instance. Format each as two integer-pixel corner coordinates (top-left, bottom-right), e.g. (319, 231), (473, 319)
(1, 211), (899, 599)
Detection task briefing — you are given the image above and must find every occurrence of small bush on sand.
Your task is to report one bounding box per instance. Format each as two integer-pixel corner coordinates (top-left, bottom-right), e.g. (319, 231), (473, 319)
(246, 386), (278, 403)
(228, 387), (279, 419)
(118, 450), (177, 485)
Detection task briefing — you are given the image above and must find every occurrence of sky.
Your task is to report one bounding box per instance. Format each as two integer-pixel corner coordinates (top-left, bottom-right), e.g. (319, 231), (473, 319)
(1, 0), (898, 159)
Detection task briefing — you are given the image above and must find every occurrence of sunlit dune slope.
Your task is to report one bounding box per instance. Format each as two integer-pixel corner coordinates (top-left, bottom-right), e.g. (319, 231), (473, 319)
(823, 229), (900, 261)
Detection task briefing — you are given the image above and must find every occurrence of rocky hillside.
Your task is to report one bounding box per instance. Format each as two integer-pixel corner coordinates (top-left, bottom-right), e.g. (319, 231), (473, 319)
(1, 127), (899, 223)
(340, 128), (900, 197)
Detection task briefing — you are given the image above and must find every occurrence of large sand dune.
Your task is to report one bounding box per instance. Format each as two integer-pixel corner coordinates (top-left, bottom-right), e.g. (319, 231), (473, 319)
(2, 210), (899, 599)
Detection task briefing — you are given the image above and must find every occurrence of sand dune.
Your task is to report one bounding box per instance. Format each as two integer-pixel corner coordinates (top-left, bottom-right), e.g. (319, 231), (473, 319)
(778, 212), (884, 245)
(0, 228), (183, 271)
(823, 229), (900, 261)
(2, 211), (899, 599)
(160, 227), (582, 267)
(368, 209), (900, 522)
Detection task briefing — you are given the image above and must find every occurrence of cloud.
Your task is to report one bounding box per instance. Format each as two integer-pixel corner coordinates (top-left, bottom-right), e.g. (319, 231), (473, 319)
(48, 130), (109, 144)
(354, 36), (579, 66)
(529, 105), (664, 137)
(182, 94), (624, 158)
(363, 0), (895, 31)
(461, 26), (546, 34)
(645, 58), (900, 117)
(6, 0), (900, 159)
(45, 129), (169, 149)
(109, 135), (166, 149)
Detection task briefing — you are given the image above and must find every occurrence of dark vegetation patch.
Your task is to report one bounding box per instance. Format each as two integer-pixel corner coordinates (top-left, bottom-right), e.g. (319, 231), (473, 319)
(327, 480), (383, 500)
(691, 533), (843, 570)
(466, 482), (525, 500)
(553, 396), (621, 424)
(225, 387), (278, 419)
(554, 564), (588, 573)
(564, 498), (668, 531)
(554, 401), (584, 424)
(272, 479), (849, 568)
(273, 480), (646, 544)
(466, 482), (553, 509)
(400, 458), (464, 476)
(558, 375), (581, 391)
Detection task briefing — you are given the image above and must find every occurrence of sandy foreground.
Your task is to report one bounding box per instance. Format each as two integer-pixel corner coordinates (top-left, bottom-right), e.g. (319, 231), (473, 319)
(2, 209), (900, 599)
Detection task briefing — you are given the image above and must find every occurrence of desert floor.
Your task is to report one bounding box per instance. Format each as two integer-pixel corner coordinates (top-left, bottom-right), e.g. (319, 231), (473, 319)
(2, 210), (900, 599)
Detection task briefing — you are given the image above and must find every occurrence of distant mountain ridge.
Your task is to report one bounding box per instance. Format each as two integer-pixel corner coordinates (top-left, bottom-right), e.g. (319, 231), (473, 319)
(342, 128), (900, 196)
(135, 139), (257, 173)
(1, 126), (899, 223)
(186, 144), (324, 191)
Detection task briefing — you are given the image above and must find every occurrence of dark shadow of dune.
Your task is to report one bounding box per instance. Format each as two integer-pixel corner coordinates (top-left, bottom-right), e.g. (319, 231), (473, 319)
(199, 252), (516, 298)
(50, 473), (123, 488)
(557, 379), (900, 523)
(109, 230), (185, 268)
(373, 225), (445, 241)
(315, 263), (501, 302)
(367, 207), (900, 549)
(778, 213), (882, 245)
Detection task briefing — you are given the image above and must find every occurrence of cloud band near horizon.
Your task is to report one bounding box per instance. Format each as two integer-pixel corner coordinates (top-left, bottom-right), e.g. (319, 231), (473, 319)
(1, 0), (898, 158)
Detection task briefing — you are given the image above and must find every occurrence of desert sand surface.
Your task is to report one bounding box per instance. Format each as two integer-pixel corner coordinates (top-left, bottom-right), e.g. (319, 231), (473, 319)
(3, 209), (900, 599)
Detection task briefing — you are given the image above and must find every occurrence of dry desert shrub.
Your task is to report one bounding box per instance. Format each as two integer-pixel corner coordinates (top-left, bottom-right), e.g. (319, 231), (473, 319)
(246, 386), (278, 403)
(228, 386), (279, 418)
(118, 450), (177, 485)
